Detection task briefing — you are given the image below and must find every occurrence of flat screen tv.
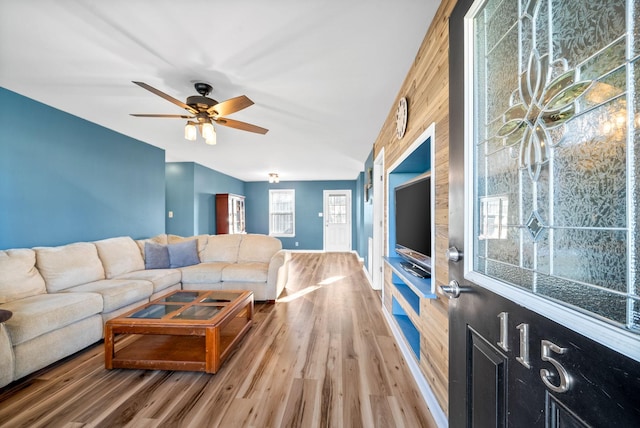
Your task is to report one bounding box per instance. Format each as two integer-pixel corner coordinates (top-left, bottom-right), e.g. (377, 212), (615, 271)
(394, 174), (432, 278)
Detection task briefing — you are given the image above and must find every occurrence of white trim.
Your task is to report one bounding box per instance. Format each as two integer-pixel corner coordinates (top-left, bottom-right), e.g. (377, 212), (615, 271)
(372, 148), (385, 291)
(362, 259), (373, 285)
(382, 307), (448, 428)
(462, 2), (640, 362)
(386, 122), (437, 294)
(387, 123), (436, 172)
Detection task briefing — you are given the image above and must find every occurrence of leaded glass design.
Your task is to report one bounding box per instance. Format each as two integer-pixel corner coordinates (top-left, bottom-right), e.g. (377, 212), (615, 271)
(472, 0), (639, 332)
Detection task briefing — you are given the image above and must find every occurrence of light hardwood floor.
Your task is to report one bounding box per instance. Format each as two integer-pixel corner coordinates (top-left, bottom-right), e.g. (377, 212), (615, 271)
(0, 253), (438, 427)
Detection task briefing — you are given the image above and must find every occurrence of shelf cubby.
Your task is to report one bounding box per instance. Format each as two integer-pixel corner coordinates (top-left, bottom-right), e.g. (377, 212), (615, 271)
(392, 297), (420, 359)
(385, 257), (436, 300)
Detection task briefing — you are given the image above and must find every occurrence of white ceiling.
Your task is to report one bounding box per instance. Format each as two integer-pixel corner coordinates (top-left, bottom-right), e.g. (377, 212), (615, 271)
(0, 0), (438, 182)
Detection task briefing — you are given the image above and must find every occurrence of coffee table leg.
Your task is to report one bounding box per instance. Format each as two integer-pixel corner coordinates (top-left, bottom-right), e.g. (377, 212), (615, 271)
(206, 327), (220, 374)
(104, 325), (114, 369)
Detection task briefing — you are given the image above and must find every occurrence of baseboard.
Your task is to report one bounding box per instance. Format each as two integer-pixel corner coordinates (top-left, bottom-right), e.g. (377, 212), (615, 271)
(382, 307), (448, 428)
(362, 264), (373, 286)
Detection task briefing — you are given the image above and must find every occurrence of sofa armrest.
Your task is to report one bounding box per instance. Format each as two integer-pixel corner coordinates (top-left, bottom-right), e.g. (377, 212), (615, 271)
(0, 323), (15, 388)
(267, 250), (291, 300)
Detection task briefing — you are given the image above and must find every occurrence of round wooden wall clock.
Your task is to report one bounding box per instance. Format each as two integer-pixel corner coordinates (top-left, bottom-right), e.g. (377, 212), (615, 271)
(396, 97), (408, 139)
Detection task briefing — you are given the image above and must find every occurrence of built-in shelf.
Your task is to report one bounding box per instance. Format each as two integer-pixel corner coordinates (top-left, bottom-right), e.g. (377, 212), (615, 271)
(385, 257), (437, 299)
(392, 297), (420, 359)
(394, 281), (421, 314)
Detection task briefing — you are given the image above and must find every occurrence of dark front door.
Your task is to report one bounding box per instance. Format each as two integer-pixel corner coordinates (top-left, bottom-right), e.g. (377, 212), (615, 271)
(447, 0), (640, 426)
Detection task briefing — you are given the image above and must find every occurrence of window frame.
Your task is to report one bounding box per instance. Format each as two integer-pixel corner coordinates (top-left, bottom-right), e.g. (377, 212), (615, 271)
(269, 189), (295, 237)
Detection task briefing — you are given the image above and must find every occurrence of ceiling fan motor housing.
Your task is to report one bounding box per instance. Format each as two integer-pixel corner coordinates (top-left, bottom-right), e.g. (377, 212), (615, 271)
(187, 95), (218, 112)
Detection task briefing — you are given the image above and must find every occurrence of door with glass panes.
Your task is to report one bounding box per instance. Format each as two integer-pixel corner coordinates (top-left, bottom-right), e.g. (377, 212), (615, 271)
(447, 0), (640, 426)
(323, 190), (351, 252)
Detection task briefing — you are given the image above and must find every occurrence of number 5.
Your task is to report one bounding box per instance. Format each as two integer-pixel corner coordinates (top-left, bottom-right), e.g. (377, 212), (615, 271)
(540, 339), (572, 393)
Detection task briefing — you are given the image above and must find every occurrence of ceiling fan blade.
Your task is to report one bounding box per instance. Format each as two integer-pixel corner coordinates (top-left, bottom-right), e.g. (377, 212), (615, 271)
(130, 114), (194, 118)
(132, 81), (198, 114)
(215, 117), (269, 134)
(208, 95), (254, 116)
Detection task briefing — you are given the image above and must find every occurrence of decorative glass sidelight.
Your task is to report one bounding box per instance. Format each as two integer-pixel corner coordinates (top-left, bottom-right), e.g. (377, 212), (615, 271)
(471, 0), (639, 332)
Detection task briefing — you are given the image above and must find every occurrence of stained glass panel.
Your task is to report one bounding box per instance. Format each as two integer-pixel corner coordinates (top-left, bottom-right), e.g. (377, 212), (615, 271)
(472, 0), (638, 333)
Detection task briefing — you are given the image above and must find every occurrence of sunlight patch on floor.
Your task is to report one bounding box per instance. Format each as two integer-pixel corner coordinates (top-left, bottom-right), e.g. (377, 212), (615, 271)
(317, 275), (345, 285)
(277, 285), (322, 303)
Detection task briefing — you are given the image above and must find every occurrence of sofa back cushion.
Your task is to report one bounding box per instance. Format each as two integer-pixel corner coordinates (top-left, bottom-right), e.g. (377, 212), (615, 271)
(35, 243), (105, 292)
(0, 249), (47, 304)
(238, 234), (282, 263)
(168, 234), (209, 254)
(199, 234), (243, 263)
(136, 234), (169, 257)
(94, 236), (145, 278)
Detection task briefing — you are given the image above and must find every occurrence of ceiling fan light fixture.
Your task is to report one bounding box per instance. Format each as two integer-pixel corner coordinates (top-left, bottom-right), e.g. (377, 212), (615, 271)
(184, 121), (197, 141)
(268, 173), (279, 183)
(202, 121), (215, 140)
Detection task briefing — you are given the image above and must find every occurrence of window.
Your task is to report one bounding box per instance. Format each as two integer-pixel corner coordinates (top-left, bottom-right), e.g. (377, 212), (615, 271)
(326, 193), (347, 225)
(269, 189), (295, 237)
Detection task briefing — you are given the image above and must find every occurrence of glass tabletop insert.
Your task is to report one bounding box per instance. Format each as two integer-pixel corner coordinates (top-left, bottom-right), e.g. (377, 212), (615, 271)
(199, 291), (243, 303)
(129, 304), (182, 319)
(158, 291), (201, 303)
(174, 305), (222, 320)
(124, 290), (248, 321)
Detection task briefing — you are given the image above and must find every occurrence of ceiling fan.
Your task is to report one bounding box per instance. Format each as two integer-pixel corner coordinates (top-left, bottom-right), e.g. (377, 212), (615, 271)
(130, 81), (268, 145)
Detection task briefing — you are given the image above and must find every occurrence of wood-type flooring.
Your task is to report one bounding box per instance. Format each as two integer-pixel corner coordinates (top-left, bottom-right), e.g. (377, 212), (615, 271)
(0, 252), (437, 427)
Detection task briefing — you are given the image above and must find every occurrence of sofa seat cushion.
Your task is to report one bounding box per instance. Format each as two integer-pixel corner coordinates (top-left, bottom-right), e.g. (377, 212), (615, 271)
(0, 249), (46, 304)
(94, 236), (145, 278)
(115, 269), (181, 293)
(180, 262), (228, 284)
(222, 262), (269, 283)
(35, 243), (105, 292)
(1, 292), (103, 345)
(65, 279), (152, 313)
(238, 234), (282, 263)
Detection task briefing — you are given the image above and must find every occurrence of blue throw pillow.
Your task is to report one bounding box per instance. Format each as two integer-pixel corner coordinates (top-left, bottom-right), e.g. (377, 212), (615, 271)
(168, 239), (200, 268)
(144, 242), (170, 269)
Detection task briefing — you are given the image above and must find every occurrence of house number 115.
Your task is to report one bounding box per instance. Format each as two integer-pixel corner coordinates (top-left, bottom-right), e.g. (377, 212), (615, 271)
(497, 312), (572, 393)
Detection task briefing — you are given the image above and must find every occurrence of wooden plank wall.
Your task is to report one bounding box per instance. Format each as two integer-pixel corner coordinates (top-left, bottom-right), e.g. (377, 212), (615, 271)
(375, 0), (458, 415)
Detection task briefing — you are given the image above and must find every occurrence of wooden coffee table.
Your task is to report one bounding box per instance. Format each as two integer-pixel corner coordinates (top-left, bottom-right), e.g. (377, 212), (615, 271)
(104, 289), (253, 374)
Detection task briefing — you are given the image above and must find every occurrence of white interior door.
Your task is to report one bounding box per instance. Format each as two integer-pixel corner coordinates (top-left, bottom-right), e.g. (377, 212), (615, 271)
(323, 190), (351, 252)
(371, 151), (384, 290)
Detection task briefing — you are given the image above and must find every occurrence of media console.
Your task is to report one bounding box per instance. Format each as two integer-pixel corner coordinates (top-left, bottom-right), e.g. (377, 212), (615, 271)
(384, 257), (436, 359)
(400, 261), (430, 279)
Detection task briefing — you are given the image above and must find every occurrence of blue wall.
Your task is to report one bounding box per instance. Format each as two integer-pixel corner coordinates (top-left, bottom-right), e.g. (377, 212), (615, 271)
(165, 163), (195, 237)
(0, 88), (371, 255)
(165, 162), (245, 236)
(0, 87), (166, 250)
(245, 180), (358, 250)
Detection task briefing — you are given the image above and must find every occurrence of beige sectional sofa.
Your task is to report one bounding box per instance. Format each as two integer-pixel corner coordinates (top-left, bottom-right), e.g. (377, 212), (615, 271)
(0, 233), (289, 388)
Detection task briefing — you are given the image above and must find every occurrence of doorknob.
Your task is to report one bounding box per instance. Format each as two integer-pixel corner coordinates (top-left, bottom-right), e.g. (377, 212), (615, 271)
(446, 246), (463, 262)
(439, 280), (462, 299)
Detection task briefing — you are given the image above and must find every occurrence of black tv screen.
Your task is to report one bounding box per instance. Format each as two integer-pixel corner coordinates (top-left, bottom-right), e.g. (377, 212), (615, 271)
(395, 175), (431, 272)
